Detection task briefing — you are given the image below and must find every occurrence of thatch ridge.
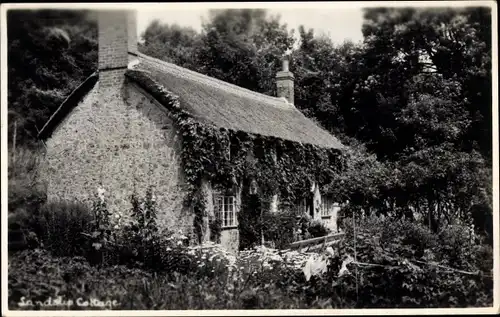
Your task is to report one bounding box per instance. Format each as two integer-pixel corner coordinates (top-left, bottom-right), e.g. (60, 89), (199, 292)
(38, 52), (344, 150)
(131, 54), (344, 150)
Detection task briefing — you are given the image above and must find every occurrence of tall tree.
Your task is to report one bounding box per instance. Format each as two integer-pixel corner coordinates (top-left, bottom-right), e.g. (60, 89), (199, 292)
(327, 7), (492, 237)
(139, 20), (201, 68)
(292, 25), (362, 141)
(337, 7), (492, 160)
(7, 9), (97, 147)
(193, 9), (295, 95)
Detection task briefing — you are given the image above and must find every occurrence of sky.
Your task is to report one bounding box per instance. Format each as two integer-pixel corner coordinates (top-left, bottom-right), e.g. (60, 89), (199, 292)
(136, 7), (365, 45)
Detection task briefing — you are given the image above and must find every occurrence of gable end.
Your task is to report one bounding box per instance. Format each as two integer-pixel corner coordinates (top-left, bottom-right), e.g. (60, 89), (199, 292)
(38, 72), (99, 140)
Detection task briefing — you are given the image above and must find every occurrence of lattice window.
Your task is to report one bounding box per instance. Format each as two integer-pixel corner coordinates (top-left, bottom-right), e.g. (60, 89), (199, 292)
(294, 198), (310, 215)
(213, 194), (237, 228)
(321, 197), (339, 217)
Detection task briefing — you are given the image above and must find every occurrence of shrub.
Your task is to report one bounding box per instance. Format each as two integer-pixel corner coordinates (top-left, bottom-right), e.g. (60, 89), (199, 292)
(9, 224), (493, 310)
(32, 200), (93, 257)
(8, 249), (152, 310)
(307, 220), (330, 238)
(7, 245), (309, 310)
(261, 210), (299, 249)
(437, 224), (478, 270)
(329, 215), (494, 307)
(8, 147), (46, 215)
(209, 217), (222, 244)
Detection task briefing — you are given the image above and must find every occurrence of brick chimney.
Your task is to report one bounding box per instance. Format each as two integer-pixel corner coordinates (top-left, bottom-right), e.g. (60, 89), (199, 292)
(98, 10), (137, 88)
(276, 54), (294, 104)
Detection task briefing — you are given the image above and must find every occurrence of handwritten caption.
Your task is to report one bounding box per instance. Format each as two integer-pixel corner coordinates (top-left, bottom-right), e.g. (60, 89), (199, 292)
(18, 296), (120, 310)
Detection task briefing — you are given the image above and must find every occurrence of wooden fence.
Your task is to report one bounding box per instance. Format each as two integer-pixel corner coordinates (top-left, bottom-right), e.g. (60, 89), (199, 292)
(286, 232), (345, 253)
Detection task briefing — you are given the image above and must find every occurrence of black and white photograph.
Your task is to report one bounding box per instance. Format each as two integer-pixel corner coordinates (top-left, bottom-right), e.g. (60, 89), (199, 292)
(1, 1), (498, 314)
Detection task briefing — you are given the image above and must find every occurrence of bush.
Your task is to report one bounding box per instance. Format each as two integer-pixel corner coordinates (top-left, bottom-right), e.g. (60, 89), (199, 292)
(307, 220), (330, 238)
(8, 249), (152, 310)
(7, 246), (307, 310)
(8, 220), (494, 310)
(9, 200), (94, 256)
(261, 210), (299, 249)
(328, 215), (494, 307)
(437, 224), (478, 270)
(8, 147), (46, 215)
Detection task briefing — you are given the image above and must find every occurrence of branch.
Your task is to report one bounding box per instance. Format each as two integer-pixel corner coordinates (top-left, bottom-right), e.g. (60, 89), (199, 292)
(349, 258), (492, 278)
(380, 248), (493, 278)
(411, 259), (490, 277)
(80, 232), (125, 248)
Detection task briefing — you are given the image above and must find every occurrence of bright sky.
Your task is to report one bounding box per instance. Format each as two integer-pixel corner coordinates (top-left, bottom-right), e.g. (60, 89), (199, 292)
(136, 7), (365, 45)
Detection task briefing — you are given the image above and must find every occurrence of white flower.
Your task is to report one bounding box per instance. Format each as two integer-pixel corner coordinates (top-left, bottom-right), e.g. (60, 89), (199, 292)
(177, 240), (183, 246)
(269, 254), (283, 262)
(338, 255), (354, 277)
(97, 186), (106, 201)
(97, 186), (106, 196)
(113, 225), (119, 230)
(303, 255), (328, 281)
(325, 246), (335, 257)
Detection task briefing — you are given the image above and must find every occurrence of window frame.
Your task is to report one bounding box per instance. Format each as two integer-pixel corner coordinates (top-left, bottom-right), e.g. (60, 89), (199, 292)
(294, 198), (311, 215)
(213, 193), (238, 229)
(320, 196), (339, 218)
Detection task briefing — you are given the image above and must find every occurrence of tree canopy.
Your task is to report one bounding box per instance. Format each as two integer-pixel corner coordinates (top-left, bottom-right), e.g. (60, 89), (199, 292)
(7, 9), (97, 148)
(7, 7), (493, 241)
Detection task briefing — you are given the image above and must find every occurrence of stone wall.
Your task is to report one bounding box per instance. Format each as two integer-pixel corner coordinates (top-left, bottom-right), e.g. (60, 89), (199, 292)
(220, 184), (242, 253)
(321, 207), (340, 233)
(221, 229), (239, 253)
(200, 179), (241, 253)
(41, 80), (193, 234)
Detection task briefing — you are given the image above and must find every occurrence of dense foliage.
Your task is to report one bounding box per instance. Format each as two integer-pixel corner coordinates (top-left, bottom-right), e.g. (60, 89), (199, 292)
(127, 69), (343, 245)
(7, 156), (493, 308)
(135, 8), (493, 241)
(8, 147), (46, 215)
(6, 7), (494, 309)
(8, 205), (493, 309)
(7, 10), (97, 148)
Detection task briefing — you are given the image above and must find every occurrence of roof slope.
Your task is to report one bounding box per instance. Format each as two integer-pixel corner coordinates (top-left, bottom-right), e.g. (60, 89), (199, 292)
(38, 72), (99, 139)
(130, 52), (344, 150)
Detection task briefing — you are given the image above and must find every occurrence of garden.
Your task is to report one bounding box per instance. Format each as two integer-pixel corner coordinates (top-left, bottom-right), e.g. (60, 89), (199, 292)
(7, 148), (494, 310)
(6, 6), (495, 310)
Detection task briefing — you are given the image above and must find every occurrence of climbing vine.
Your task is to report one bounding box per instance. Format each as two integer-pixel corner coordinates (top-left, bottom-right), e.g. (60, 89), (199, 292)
(126, 70), (345, 243)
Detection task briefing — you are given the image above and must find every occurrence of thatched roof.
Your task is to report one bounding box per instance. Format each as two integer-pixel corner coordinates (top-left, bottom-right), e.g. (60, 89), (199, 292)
(129, 52), (344, 150)
(38, 72), (98, 139)
(39, 51), (344, 150)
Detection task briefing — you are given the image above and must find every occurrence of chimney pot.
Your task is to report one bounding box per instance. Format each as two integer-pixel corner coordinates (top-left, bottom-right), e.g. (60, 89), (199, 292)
(276, 55), (294, 104)
(282, 58), (289, 72)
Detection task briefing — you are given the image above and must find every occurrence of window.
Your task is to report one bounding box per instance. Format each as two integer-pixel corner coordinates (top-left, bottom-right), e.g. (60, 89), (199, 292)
(213, 194), (237, 228)
(294, 198), (312, 215)
(321, 197), (339, 217)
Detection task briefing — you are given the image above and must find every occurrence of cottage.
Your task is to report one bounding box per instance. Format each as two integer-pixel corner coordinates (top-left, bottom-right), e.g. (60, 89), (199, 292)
(38, 10), (345, 252)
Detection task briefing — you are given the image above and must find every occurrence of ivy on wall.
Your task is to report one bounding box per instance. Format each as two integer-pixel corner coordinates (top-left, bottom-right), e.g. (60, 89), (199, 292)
(125, 70), (345, 243)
